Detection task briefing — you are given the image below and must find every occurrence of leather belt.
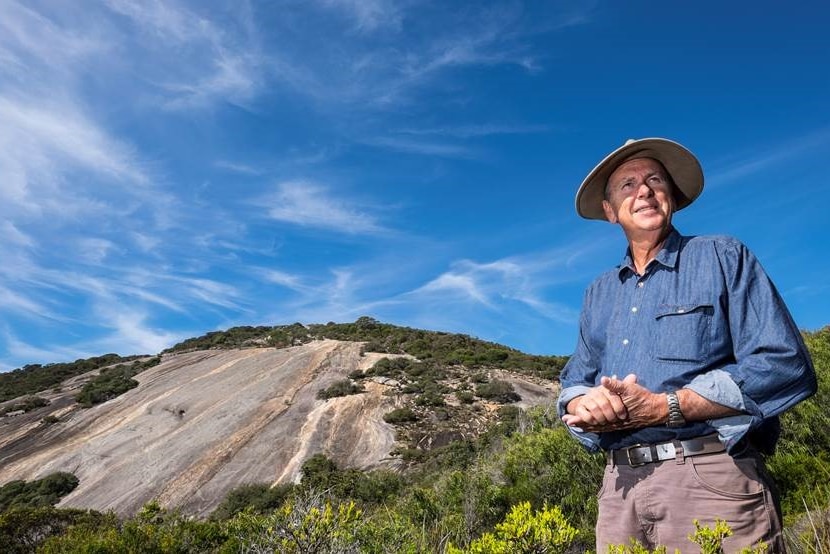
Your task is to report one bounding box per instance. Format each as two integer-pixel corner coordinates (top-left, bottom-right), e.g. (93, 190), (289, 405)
(608, 434), (725, 467)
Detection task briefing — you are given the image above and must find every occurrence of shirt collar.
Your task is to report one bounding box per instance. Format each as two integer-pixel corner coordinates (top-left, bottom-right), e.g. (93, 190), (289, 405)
(618, 227), (682, 280)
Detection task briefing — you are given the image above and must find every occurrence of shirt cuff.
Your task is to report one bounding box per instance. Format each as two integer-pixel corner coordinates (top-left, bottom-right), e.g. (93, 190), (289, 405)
(685, 369), (754, 452)
(685, 369), (746, 411)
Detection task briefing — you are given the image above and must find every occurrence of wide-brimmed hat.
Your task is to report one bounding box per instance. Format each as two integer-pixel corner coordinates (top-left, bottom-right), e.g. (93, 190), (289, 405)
(575, 138), (704, 220)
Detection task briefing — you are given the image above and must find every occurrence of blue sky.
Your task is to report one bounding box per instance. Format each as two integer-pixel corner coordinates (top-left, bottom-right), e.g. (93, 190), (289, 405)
(1, 1), (829, 371)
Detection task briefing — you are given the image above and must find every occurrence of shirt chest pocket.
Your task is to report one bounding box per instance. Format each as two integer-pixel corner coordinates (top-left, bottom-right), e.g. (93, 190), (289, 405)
(653, 303), (714, 363)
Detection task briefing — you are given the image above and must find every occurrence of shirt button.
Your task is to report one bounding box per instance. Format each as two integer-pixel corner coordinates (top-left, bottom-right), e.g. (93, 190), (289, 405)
(631, 307), (638, 313)
(637, 282), (644, 288)
(622, 339), (629, 345)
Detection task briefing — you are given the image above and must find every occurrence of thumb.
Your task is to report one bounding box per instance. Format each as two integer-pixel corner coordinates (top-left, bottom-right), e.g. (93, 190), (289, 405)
(602, 377), (629, 394)
(604, 373), (639, 395)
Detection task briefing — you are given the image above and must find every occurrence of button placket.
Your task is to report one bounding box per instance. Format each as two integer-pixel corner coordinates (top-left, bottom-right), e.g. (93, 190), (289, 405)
(624, 276), (647, 348)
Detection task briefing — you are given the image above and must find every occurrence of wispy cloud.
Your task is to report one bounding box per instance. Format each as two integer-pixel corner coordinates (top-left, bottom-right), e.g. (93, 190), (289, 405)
(0, 1), (104, 76)
(3, 332), (92, 368)
(0, 96), (149, 210)
(214, 160), (264, 176)
(91, 306), (189, 355)
(417, 272), (494, 307)
(360, 136), (478, 158)
(258, 1), (590, 110)
(406, 252), (585, 324)
(2, 222), (35, 247)
(261, 180), (387, 235)
(0, 285), (53, 319)
(396, 123), (551, 138)
(708, 126), (830, 186)
(104, 0), (263, 109)
(260, 270), (311, 293)
(316, 0), (403, 32)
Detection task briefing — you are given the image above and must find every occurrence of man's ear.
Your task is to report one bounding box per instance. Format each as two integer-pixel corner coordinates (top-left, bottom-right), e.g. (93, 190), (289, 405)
(602, 199), (618, 224)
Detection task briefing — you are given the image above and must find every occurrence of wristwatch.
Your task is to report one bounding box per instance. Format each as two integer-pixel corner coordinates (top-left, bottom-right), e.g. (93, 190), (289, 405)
(666, 392), (686, 428)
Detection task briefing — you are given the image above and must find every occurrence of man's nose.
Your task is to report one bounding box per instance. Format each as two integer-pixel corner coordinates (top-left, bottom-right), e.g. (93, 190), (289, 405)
(636, 183), (654, 198)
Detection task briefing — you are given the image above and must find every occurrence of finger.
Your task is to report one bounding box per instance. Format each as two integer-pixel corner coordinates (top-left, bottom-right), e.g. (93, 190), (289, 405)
(561, 414), (584, 426)
(594, 379), (628, 420)
(622, 373), (637, 384)
(575, 401), (599, 424)
(586, 393), (626, 424)
(603, 389), (629, 420)
(575, 399), (606, 425)
(595, 394), (624, 423)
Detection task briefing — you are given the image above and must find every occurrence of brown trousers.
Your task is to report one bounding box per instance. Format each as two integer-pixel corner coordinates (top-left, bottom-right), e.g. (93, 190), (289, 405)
(596, 449), (784, 553)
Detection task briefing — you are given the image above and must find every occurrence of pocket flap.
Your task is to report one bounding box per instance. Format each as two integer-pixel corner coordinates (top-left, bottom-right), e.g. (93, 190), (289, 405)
(655, 303), (713, 319)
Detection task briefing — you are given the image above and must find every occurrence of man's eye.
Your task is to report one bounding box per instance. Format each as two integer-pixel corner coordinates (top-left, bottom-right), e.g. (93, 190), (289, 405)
(648, 176), (664, 184)
(621, 182), (633, 189)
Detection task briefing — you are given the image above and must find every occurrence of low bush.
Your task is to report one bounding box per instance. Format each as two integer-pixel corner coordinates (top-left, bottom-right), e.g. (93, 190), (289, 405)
(475, 379), (520, 403)
(211, 482), (295, 520)
(76, 366), (139, 408)
(0, 396), (49, 415)
(317, 379), (364, 400)
(456, 390), (476, 404)
(0, 473), (79, 512)
(383, 407), (418, 424)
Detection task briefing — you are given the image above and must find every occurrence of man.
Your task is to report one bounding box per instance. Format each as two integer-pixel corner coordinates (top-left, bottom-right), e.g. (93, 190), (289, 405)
(557, 138), (816, 553)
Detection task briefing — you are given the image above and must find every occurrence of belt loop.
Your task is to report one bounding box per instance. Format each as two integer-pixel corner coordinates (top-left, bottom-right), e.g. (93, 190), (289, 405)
(607, 450), (616, 469)
(673, 439), (685, 465)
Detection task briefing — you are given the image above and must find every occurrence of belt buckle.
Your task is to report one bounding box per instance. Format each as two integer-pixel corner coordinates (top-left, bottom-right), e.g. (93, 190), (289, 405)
(624, 444), (649, 467)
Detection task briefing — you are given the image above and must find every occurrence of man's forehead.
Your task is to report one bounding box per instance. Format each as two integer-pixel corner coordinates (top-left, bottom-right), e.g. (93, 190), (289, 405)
(608, 157), (667, 181)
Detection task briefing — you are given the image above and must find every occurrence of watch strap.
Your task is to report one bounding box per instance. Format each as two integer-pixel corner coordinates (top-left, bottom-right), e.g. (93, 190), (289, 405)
(666, 391), (686, 428)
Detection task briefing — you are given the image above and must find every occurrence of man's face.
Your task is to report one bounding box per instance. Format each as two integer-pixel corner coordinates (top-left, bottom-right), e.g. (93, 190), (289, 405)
(602, 158), (675, 235)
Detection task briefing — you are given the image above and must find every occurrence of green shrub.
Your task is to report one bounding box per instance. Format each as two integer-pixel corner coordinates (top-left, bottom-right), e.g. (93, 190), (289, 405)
(384, 407), (418, 424)
(476, 379), (520, 403)
(0, 395), (49, 415)
(224, 493), (362, 553)
(447, 501), (578, 554)
(316, 379), (364, 400)
(415, 390), (446, 407)
(768, 327), (830, 516)
(40, 415), (60, 426)
(501, 426), (604, 546)
(0, 354), (138, 402)
(456, 390), (476, 404)
(211, 482), (295, 520)
(40, 502), (225, 553)
(0, 473), (79, 512)
(76, 365), (140, 407)
(299, 455), (403, 504)
(0, 507), (114, 554)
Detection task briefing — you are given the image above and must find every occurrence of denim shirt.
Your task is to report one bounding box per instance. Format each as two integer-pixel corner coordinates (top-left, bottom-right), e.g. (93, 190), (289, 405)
(558, 228), (816, 454)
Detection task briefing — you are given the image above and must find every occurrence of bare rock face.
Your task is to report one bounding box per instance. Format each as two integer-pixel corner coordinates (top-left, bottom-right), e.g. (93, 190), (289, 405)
(0, 340), (557, 518)
(0, 340), (403, 517)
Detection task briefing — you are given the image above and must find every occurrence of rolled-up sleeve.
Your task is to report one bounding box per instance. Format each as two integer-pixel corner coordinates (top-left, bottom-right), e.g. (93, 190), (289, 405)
(686, 369), (752, 450)
(700, 242), (817, 447)
(722, 243), (815, 413)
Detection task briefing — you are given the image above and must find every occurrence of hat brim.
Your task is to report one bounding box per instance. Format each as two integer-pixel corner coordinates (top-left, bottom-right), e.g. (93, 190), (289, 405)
(575, 138), (704, 220)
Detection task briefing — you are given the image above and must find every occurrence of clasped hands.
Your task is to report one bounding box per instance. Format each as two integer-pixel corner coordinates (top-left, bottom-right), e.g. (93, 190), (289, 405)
(562, 374), (665, 433)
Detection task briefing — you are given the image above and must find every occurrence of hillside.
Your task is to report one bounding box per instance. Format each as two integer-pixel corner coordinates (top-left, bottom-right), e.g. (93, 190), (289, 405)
(1, 323), (828, 553)
(0, 320), (562, 518)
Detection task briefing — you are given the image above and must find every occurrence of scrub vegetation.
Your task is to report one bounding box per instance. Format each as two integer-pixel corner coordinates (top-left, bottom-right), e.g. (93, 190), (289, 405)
(75, 357), (161, 407)
(1, 324), (828, 552)
(0, 354), (142, 402)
